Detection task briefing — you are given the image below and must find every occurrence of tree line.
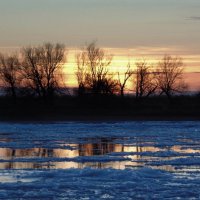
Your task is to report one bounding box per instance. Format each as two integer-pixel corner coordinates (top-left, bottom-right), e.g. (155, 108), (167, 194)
(0, 42), (188, 102)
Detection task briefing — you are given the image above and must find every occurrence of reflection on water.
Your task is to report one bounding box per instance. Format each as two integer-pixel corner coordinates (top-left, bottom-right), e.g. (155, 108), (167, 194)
(0, 137), (199, 171)
(171, 146), (200, 154)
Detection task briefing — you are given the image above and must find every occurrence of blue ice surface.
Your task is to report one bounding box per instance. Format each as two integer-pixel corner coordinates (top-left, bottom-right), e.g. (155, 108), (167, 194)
(0, 121), (200, 199)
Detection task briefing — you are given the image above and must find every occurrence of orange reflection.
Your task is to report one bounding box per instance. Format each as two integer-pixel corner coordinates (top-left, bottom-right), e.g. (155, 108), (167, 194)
(0, 137), (199, 171)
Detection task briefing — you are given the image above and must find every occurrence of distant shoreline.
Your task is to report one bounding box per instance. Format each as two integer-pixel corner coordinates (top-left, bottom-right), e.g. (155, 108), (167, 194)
(0, 95), (200, 123)
(1, 114), (200, 123)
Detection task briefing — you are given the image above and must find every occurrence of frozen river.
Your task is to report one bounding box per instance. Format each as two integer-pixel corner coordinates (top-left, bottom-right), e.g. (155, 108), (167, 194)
(0, 121), (200, 199)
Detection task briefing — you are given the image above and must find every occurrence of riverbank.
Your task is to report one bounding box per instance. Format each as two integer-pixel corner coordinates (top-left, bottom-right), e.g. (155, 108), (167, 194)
(0, 95), (200, 122)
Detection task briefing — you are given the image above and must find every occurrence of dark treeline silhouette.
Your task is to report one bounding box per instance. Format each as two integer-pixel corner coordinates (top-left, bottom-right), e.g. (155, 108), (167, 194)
(0, 42), (199, 120)
(0, 43), (66, 102)
(0, 42), (188, 100)
(76, 42), (118, 96)
(21, 43), (65, 100)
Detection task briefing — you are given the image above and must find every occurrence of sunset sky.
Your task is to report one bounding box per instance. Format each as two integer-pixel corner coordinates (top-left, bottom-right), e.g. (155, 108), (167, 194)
(0, 0), (200, 90)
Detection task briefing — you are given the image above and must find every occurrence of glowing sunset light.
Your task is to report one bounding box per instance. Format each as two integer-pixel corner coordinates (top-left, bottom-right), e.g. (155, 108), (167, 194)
(0, 0), (200, 92)
(63, 46), (200, 91)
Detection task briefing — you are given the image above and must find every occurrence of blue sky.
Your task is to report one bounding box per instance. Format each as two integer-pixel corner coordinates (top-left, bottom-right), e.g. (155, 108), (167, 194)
(0, 0), (200, 52)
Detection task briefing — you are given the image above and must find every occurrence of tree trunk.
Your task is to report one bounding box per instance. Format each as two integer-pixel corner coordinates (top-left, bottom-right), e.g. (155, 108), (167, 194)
(11, 86), (17, 103)
(120, 88), (124, 97)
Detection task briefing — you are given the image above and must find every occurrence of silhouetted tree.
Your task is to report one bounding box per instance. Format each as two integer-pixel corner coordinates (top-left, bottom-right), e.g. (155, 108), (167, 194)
(156, 55), (187, 99)
(76, 42), (116, 95)
(21, 43), (66, 100)
(134, 60), (157, 99)
(0, 54), (21, 101)
(76, 51), (87, 95)
(117, 63), (133, 97)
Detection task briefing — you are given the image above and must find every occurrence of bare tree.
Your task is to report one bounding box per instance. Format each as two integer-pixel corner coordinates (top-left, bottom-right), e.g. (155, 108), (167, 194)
(156, 55), (187, 98)
(0, 54), (21, 100)
(76, 42), (116, 95)
(117, 63), (133, 97)
(76, 51), (87, 95)
(21, 43), (66, 100)
(134, 60), (157, 99)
